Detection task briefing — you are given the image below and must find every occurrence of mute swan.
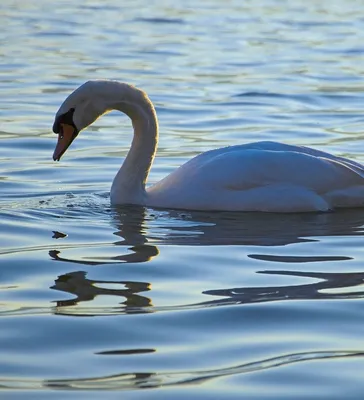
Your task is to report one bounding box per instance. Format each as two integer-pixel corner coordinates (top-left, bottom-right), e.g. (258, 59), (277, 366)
(52, 80), (364, 212)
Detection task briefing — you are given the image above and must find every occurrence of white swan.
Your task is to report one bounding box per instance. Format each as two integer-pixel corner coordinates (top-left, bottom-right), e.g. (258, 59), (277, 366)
(52, 80), (364, 212)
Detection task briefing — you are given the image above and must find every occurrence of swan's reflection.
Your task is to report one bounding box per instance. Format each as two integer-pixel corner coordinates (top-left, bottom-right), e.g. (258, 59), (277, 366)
(50, 205), (364, 263)
(201, 269), (364, 307)
(49, 206), (364, 314)
(113, 206), (364, 247)
(51, 271), (152, 310)
(49, 245), (159, 265)
(50, 268), (364, 315)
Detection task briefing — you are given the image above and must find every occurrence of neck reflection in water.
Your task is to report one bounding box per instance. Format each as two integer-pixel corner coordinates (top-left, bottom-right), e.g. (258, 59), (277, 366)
(49, 206), (364, 315)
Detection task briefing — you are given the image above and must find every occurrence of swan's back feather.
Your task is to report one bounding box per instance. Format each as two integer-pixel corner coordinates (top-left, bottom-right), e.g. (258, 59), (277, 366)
(147, 141), (364, 211)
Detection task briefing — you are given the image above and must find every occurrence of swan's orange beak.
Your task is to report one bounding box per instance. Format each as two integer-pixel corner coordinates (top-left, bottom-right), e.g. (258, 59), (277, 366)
(53, 123), (76, 161)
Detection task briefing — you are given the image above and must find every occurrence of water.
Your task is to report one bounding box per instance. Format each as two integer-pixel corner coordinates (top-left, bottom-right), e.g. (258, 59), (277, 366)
(1, 0), (364, 398)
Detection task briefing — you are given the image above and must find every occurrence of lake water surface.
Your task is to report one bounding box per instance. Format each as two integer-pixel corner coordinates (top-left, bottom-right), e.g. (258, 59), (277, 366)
(2, 1), (364, 398)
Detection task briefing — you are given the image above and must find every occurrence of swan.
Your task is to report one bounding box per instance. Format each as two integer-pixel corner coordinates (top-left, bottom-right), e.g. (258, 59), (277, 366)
(52, 80), (364, 212)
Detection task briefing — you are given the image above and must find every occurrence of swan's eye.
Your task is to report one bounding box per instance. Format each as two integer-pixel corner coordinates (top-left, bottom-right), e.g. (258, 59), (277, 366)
(53, 107), (76, 134)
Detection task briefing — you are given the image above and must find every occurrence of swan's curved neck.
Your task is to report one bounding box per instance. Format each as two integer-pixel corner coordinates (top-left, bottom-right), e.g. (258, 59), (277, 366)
(110, 88), (158, 205)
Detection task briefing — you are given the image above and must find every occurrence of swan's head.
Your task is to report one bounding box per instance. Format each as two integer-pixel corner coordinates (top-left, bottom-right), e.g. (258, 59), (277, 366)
(52, 80), (139, 161)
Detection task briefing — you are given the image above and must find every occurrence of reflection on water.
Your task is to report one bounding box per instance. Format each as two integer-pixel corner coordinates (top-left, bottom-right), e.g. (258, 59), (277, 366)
(53, 204), (364, 251)
(51, 271), (152, 310)
(203, 269), (364, 307)
(49, 267), (364, 316)
(43, 206), (364, 316)
(49, 245), (159, 265)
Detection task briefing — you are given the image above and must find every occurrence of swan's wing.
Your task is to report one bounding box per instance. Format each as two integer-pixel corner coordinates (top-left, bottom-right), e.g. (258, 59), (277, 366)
(148, 141), (364, 209)
(267, 141), (364, 176)
(216, 150), (364, 192)
(147, 141), (364, 211)
(163, 141), (364, 192)
(210, 141), (364, 176)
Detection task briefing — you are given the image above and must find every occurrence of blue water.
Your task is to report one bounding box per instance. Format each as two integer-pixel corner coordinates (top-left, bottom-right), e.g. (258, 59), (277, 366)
(2, 1), (364, 398)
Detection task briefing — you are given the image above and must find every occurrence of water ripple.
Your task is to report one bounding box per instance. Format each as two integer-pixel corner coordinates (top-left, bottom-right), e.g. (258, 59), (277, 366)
(0, 350), (362, 391)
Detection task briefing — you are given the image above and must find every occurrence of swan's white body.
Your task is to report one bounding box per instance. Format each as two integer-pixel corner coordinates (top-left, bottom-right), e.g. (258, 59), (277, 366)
(53, 80), (364, 212)
(145, 142), (364, 212)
